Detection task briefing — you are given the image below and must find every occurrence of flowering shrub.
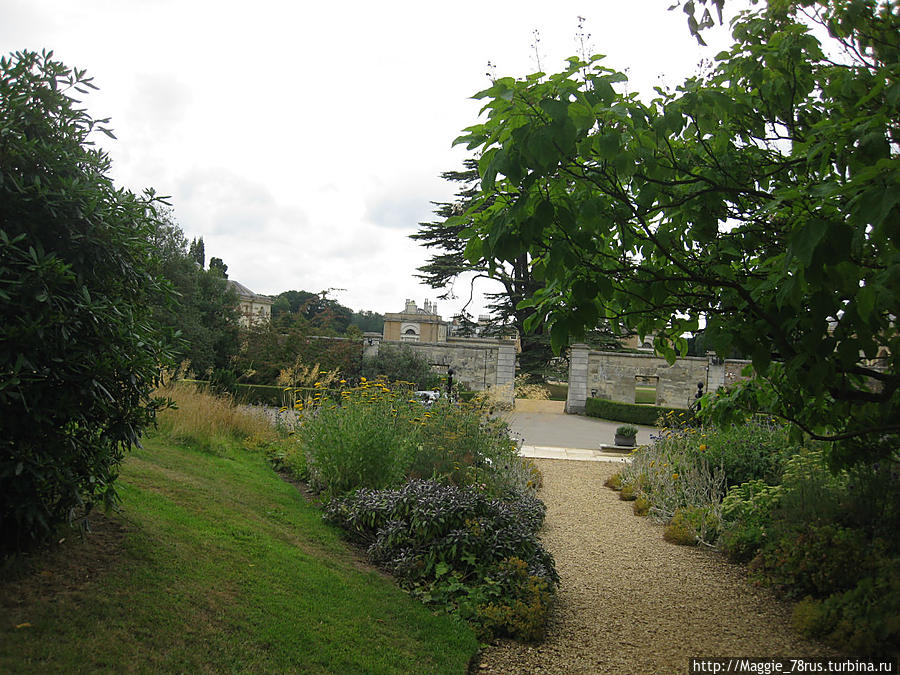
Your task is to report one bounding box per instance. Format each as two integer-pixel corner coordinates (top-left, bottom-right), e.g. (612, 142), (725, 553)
(613, 415), (900, 652)
(719, 479), (782, 562)
(291, 380), (420, 497)
(282, 378), (537, 499)
(324, 480), (557, 640)
(619, 428), (726, 535)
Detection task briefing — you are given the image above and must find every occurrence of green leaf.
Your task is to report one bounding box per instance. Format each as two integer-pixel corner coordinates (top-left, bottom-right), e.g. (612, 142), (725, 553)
(854, 285), (875, 321)
(788, 221), (827, 268)
(594, 132), (620, 159)
(550, 321), (569, 354)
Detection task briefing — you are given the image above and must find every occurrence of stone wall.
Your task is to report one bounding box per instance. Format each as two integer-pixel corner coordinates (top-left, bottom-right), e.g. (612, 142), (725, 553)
(364, 335), (516, 403)
(566, 344), (751, 414)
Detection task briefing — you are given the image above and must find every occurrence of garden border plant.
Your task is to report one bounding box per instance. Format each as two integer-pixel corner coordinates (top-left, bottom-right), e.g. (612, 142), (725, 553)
(273, 375), (559, 641)
(324, 479), (558, 641)
(608, 417), (900, 655)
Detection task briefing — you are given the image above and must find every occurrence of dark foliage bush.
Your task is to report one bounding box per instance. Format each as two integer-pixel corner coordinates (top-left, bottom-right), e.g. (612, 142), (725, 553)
(324, 480), (558, 640)
(0, 52), (172, 552)
(792, 557), (900, 656)
(361, 345), (441, 391)
(585, 397), (685, 426)
(750, 524), (878, 600)
(234, 324), (362, 385)
(696, 419), (794, 487)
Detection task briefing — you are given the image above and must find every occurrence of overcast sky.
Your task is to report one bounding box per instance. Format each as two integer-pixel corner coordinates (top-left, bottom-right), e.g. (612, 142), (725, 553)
(3, 0), (731, 318)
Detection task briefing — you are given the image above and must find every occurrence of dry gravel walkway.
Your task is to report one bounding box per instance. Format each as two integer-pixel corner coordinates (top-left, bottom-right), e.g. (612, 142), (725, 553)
(474, 459), (838, 674)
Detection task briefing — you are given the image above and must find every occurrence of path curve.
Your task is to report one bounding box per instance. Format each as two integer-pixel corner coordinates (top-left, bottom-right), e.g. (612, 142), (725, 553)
(475, 459), (837, 674)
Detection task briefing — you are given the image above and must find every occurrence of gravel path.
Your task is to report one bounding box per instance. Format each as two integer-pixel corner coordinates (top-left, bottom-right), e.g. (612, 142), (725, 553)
(474, 459), (838, 674)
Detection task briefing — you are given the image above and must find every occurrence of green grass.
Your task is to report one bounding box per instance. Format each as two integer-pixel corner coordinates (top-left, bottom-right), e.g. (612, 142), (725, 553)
(634, 385), (657, 405)
(546, 382), (569, 401)
(0, 437), (478, 673)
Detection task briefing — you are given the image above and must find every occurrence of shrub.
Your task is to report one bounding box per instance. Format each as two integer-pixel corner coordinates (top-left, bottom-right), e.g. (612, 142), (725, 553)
(791, 557), (900, 656)
(514, 374), (550, 400)
(632, 496), (650, 516)
(323, 480), (558, 640)
(234, 323), (362, 385)
(473, 557), (554, 641)
(361, 345), (441, 390)
(750, 524), (877, 600)
(286, 380), (535, 500)
(585, 397), (685, 426)
(0, 52), (173, 553)
(296, 382), (420, 497)
(691, 417), (794, 487)
(604, 472), (623, 491)
(615, 425), (638, 438)
(619, 484), (638, 501)
(407, 397), (530, 498)
(620, 430), (726, 530)
(719, 479), (782, 562)
(772, 449), (849, 533)
(664, 505), (721, 546)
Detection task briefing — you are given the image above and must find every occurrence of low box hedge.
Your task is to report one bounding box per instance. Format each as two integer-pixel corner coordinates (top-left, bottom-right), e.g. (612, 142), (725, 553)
(233, 384), (287, 407)
(182, 380), (290, 407)
(584, 397), (686, 426)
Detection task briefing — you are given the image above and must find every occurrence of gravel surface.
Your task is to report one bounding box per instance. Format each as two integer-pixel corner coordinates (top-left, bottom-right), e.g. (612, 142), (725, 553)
(474, 459), (838, 674)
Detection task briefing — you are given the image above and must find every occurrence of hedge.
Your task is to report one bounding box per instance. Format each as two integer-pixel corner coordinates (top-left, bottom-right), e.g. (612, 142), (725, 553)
(584, 397), (686, 426)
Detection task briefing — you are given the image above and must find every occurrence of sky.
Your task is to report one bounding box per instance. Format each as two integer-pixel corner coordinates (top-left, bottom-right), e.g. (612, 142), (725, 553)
(2, 0), (733, 319)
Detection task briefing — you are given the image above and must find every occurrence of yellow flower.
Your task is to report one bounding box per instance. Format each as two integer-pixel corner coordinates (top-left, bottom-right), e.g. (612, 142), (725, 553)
(699, 444), (707, 451)
(672, 473), (679, 480)
(360, 377), (367, 382)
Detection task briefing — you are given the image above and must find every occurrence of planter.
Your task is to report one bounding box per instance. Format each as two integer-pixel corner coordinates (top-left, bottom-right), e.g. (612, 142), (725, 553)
(614, 434), (636, 447)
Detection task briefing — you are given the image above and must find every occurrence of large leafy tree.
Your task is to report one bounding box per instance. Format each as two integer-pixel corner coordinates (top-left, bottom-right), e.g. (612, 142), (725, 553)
(148, 213), (240, 376)
(0, 51), (174, 551)
(412, 160), (554, 374)
(271, 289), (353, 334)
(453, 1), (899, 465)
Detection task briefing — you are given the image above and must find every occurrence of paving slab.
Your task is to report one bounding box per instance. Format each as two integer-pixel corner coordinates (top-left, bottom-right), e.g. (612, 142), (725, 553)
(520, 445), (633, 463)
(505, 408), (656, 451)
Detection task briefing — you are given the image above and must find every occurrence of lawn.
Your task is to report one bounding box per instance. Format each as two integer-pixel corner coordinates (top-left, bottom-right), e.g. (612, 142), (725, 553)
(634, 385), (657, 405)
(545, 382), (569, 401)
(0, 437), (478, 673)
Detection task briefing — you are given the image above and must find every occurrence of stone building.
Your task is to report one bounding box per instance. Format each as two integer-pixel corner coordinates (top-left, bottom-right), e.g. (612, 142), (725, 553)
(382, 299), (448, 343)
(367, 298), (515, 402)
(227, 280), (273, 327)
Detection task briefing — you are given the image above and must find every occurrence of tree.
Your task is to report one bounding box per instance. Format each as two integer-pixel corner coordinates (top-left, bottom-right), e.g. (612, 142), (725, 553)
(188, 236), (205, 268)
(453, 1), (899, 465)
(361, 345), (441, 390)
(208, 256), (228, 278)
(271, 289), (353, 335)
(412, 160), (554, 375)
(149, 213), (240, 376)
(0, 51), (174, 551)
(350, 310), (385, 334)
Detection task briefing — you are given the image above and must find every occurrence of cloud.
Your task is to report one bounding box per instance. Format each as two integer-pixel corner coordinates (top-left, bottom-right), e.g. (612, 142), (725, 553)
(128, 73), (192, 131)
(365, 174), (454, 231)
(176, 168), (308, 237)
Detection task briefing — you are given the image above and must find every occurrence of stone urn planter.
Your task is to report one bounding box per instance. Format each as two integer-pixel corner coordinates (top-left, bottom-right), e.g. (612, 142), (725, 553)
(614, 425), (638, 447)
